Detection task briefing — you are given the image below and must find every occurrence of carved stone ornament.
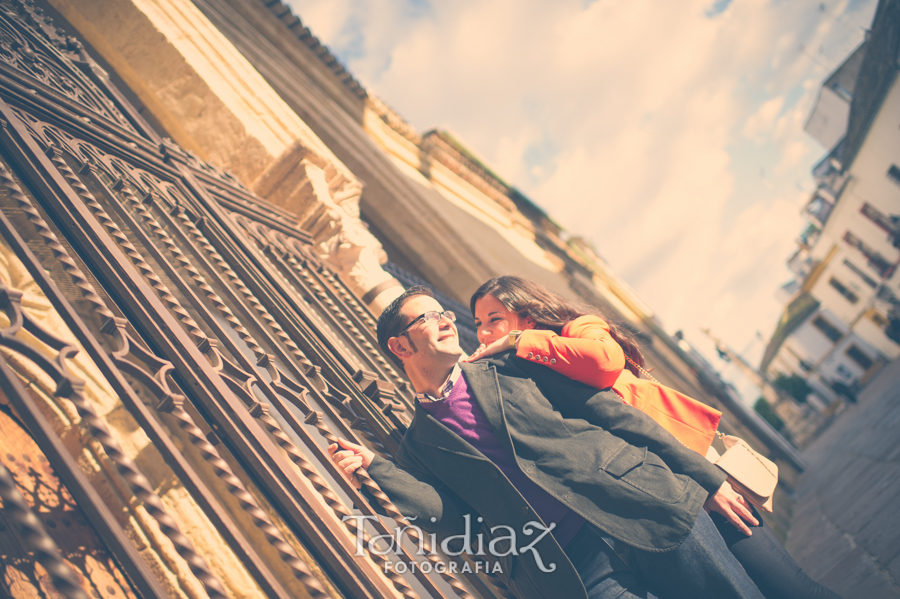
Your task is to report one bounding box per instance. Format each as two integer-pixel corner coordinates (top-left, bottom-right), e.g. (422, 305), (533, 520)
(252, 141), (402, 311)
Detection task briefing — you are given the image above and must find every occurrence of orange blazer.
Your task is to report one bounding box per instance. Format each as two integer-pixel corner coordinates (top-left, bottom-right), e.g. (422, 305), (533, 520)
(516, 315), (721, 454)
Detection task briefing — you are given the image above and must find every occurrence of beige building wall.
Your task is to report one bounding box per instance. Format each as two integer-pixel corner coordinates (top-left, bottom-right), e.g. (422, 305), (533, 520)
(363, 102), (567, 277)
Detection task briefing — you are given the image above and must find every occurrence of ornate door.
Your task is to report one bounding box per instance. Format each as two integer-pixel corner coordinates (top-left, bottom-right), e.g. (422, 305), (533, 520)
(0, 2), (502, 598)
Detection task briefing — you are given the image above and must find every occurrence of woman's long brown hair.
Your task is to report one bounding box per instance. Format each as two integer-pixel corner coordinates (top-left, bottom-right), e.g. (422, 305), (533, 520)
(470, 276), (645, 375)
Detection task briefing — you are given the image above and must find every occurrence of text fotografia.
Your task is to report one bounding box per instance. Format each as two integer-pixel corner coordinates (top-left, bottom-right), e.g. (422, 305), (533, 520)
(343, 514), (558, 573)
(384, 558), (497, 575)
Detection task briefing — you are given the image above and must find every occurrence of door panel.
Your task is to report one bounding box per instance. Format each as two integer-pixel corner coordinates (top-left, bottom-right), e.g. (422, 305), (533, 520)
(0, 1), (477, 598)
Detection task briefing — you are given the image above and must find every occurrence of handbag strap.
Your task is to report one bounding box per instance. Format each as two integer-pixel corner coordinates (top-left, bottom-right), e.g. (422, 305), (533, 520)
(625, 355), (659, 384)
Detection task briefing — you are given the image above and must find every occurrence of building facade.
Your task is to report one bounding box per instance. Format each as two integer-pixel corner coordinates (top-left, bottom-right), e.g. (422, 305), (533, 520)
(762, 0), (900, 405)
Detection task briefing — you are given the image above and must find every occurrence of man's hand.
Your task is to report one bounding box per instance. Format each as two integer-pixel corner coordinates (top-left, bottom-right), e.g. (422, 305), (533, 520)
(327, 438), (374, 489)
(703, 480), (759, 536)
(461, 336), (511, 362)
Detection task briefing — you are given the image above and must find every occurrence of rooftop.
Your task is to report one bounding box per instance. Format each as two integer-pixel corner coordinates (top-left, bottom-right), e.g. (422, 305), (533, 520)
(836, 0), (900, 171)
(263, 0), (367, 99)
(824, 42), (868, 100)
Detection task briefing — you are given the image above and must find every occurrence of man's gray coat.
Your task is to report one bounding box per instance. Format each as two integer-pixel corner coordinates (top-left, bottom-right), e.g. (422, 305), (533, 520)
(366, 353), (727, 599)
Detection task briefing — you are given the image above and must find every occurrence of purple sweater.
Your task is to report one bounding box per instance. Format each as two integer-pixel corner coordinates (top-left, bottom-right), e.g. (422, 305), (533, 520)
(419, 373), (584, 547)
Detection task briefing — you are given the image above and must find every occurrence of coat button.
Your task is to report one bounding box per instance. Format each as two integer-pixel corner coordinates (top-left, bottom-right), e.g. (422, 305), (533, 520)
(521, 506), (529, 515)
(542, 356), (548, 362)
(550, 358), (556, 364)
(491, 471), (499, 479)
(527, 352), (533, 358)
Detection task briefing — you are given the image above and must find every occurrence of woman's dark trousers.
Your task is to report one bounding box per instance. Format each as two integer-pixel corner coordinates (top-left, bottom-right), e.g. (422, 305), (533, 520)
(710, 507), (844, 599)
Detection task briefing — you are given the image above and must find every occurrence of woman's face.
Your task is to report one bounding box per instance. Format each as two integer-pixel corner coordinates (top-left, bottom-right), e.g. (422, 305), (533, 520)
(473, 294), (535, 345)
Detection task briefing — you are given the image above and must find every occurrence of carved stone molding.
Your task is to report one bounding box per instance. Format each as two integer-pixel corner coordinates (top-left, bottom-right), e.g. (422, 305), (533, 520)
(252, 141), (402, 312)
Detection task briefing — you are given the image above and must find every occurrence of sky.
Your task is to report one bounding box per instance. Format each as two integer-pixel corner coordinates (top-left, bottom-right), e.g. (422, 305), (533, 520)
(285, 0), (879, 388)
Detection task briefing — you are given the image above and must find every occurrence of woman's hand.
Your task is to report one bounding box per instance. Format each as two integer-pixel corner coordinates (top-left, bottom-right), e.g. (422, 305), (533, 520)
(327, 438), (374, 489)
(703, 480), (759, 536)
(461, 336), (513, 362)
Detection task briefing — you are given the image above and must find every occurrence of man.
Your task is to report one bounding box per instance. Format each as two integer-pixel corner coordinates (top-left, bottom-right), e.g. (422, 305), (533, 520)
(331, 286), (763, 599)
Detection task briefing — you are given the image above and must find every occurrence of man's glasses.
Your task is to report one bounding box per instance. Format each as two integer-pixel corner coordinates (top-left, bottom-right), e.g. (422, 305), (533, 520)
(397, 310), (456, 336)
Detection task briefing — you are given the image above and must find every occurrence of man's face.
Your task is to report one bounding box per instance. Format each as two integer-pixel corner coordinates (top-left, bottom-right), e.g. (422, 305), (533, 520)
(391, 295), (463, 367)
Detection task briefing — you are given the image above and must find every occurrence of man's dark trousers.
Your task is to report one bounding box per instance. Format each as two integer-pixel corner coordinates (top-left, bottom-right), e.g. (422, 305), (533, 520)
(567, 511), (764, 599)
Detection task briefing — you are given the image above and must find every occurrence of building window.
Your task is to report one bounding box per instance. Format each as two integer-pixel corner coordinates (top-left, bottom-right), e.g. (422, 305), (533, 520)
(833, 82), (853, 102)
(843, 231), (894, 278)
(843, 259), (877, 288)
(846, 345), (874, 370)
(828, 277), (859, 303)
(888, 164), (900, 187)
(871, 311), (888, 327)
(812, 315), (842, 342)
(860, 203), (895, 233)
(807, 194), (833, 224)
(835, 363), (855, 380)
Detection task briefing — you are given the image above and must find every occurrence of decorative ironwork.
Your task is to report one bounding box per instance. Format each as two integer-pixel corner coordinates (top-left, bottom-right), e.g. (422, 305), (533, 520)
(0, 161), (113, 319)
(0, 287), (229, 599)
(5, 100), (429, 599)
(0, 459), (89, 599)
(0, 2), (507, 597)
(185, 205), (314, 365)
(0, 153), (331, 599)
(106, 322), (331, 598)
(0, 0), (132, 129)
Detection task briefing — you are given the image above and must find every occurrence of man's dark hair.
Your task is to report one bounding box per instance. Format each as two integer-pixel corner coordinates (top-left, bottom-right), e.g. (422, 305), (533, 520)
(376, 286), (435, 368)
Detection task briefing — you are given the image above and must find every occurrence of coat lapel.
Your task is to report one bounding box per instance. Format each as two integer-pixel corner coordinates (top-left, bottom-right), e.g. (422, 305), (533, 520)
(459, 361), (517, 458)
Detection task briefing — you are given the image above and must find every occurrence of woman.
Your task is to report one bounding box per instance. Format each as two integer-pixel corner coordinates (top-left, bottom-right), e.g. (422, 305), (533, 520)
(468, 277), (719, 454)
(466, 275), (842, 599)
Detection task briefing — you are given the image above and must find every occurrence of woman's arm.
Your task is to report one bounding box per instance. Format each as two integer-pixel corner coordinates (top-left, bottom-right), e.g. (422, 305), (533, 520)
(515, 315), (626, 389)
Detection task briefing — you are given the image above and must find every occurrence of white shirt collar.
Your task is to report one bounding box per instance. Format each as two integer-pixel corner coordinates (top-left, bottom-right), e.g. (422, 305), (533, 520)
(415, 362), (462, 403)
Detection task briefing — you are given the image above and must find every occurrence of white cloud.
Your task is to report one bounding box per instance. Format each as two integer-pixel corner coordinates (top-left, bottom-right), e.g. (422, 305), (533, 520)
(705, 201), (805, 338)
(775, 139), (815, 174)
(744, 96), (786, 142)
(773, 101), (809, 141)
